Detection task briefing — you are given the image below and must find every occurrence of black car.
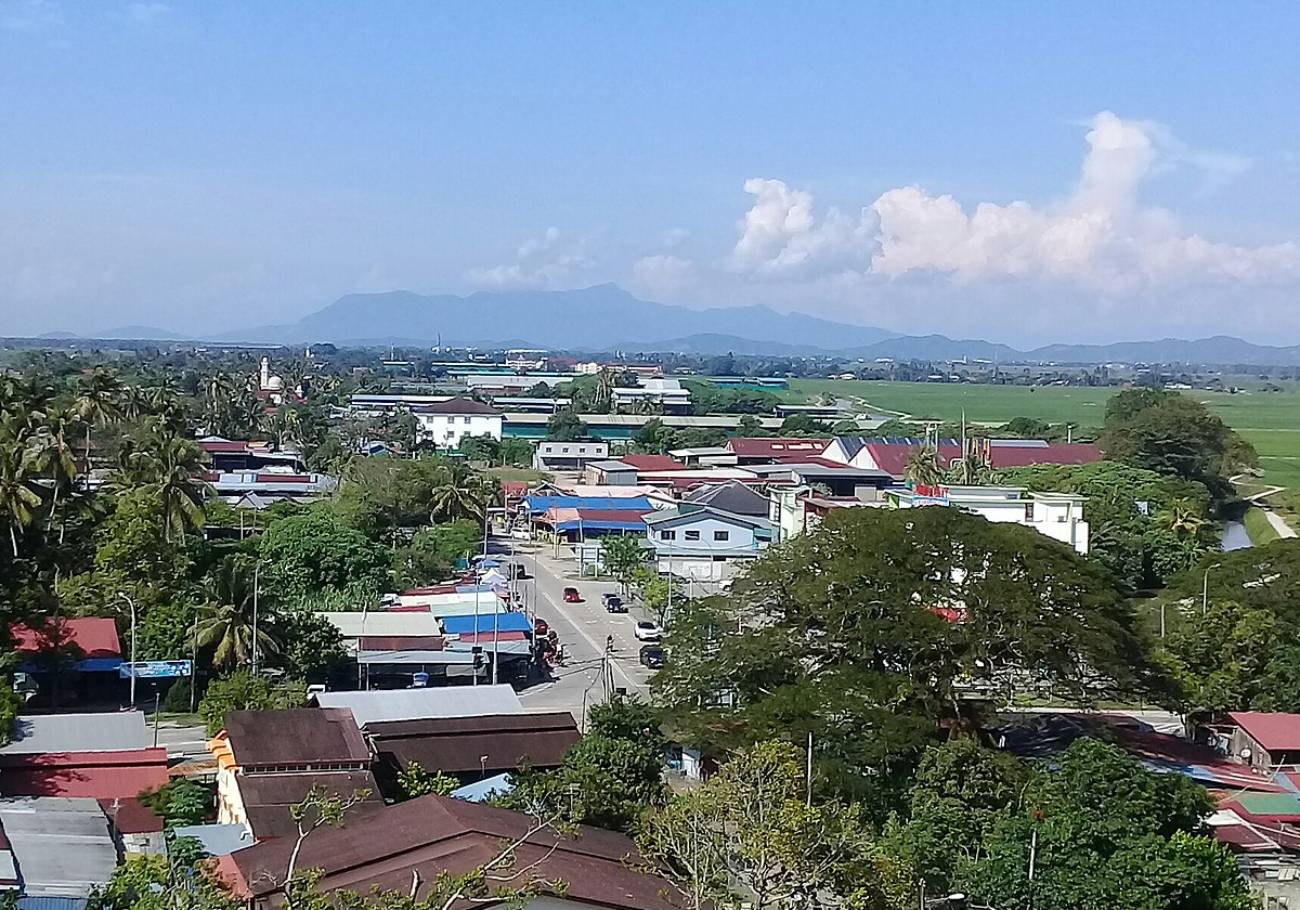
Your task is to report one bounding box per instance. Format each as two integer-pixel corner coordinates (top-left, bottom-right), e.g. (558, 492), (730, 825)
(639, 645), (665, 669)
(602, 593), (627, 613)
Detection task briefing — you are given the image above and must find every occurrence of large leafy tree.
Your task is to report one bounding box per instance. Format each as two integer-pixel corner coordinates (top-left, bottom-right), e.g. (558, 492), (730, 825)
(599, 534), (647, 592)
(392, 519), (481, 587)
(1099, 388), (1255, 494)
(639, 740), (904, 910)
(258, 508), (392, 599)
(957, 739), (1252, 910)
(655, 507), (1162, 811)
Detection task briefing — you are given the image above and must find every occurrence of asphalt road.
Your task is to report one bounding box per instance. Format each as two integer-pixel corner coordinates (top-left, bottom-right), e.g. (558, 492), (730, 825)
(500, 537), (656, 726)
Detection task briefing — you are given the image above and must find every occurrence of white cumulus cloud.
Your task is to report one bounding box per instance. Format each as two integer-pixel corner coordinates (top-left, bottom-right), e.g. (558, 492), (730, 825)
(465, 227), (595, 289)
(870, 111), (1299, 289)
(718, 111), (1298, 294)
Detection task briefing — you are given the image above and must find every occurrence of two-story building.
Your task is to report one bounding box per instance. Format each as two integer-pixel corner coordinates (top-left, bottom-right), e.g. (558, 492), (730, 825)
(410, 398), (503, 449)
(643, 503), (775, 580)
(884, 484), (1089, 555)
(532, 439), (609, 473)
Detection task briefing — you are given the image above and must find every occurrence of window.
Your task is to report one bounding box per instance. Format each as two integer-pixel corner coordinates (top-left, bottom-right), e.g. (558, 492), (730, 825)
(1024, 503), (1035, 521)
(562, 447), (570, 453)
(660, 529), (676, 540)
(685, 530), (700, 541)
(463, 416), (472, 424)
(713, 530), (730, 541)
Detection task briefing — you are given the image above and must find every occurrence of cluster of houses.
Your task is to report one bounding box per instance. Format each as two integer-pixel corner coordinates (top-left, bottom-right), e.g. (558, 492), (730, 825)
(515, 435), (1099, 581)
(3, 688), (1300, 905)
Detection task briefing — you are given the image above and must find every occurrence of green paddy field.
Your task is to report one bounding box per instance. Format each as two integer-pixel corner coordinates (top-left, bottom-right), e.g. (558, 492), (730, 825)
(783, 378), (1300, 492)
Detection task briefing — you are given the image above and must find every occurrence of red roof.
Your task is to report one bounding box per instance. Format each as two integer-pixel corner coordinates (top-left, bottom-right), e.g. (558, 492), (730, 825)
(572, 508), (654, 521)
(1230, 712), (1300, 752)
(99, 796), (164, 834)
(988, 443), (1104, 469)
(0, 748), (169, 799)
(12, 617), (121, 658)
(726, 437), (830, 458)
(501, 481), (529, 497)
(197, 439), (251, 454)
(618, 454), (685, 471)
(862, 442), (1103, 478)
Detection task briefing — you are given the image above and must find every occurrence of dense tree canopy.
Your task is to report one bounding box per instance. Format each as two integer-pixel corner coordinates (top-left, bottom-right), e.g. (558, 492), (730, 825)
(997, 461), (1218, 590)
(1099, 389), (1256, 494)
(655, 507), (1161, 811)
(257, 508), (392, 601)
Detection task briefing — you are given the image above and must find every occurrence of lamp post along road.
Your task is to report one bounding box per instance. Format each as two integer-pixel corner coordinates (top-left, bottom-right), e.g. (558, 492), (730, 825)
(118, 592), (137, 706)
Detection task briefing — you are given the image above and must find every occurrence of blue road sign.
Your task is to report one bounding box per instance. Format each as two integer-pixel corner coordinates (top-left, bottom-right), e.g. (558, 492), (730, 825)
(118, 660), (193, 679)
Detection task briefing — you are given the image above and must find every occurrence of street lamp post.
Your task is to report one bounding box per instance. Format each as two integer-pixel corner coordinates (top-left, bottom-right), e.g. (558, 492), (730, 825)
(1202, 562), (1222, 616)
(117, 592), (137, 706)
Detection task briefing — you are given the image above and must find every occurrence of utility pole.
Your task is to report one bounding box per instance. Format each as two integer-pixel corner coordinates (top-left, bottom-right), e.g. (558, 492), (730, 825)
(190, 611), (199, 713)
(251, 562), (260, 675)
(805, 731), (813, 807)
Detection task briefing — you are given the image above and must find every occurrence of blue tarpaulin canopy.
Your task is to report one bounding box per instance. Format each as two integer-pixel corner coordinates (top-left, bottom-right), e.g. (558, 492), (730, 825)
(440, 613), (533, 635)
(524, 495), (654, 514)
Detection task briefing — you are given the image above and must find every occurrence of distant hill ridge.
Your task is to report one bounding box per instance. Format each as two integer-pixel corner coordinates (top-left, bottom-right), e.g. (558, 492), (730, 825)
(33, 285), (1300, 366)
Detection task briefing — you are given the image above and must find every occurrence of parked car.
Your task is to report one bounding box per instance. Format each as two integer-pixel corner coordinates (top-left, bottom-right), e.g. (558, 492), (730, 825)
(639, 645), (665, 669)
(562, 587), (581, 603)
(602, 593), (626, 613)
(633, 619), (663, 641)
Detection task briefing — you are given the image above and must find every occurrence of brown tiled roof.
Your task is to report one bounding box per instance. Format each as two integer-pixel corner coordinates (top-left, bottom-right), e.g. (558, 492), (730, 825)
(239, 769), (383, 840)
(218, 794), (683, 910)
(409, 398), (501, 415)
(365, 712), (580, 775)
(225, 709), (369, 768)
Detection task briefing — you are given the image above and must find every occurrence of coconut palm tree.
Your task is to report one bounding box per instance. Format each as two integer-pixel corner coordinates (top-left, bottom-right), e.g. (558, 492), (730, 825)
(73, 368), (123, 467)
(25, 406), (80, 542)
(904, 445), (943, 488)
(430, 464), (498, 524)
(194, 556), (281, 668)
(0, 441), (41, 556)
(118, 384), (154, 421)
(125, 432), (210, 542)
(272, 407), (303, 450)
(592, 369), (616, 413)
(1157, 498), (1210, 538)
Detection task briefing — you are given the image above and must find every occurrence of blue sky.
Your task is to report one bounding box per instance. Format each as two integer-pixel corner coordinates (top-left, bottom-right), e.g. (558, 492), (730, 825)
(4, 2), (1300, 345)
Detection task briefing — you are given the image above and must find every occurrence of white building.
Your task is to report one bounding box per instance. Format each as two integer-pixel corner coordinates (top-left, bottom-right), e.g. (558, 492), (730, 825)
(643, 503), (776, 580)
(533, 439), (609, 472)
(884, 485), (1089, 555)
(410, 398), (503, 448)
(611, 378), (691, 412)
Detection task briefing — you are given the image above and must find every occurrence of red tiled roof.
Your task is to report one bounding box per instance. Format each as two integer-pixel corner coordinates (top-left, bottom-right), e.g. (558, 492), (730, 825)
(501, 481), (529, 496)
(12, 617), (121, 658)
(0, 748), (168, 799)
(1230, 711), (1300, 752)
(618, 454), (685, 471)
(727, 437), (830, 458)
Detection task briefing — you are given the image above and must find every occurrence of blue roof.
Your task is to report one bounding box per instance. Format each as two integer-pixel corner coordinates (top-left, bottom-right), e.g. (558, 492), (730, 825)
(440, 613), (533, 635)
(525, 495), (653, 514)
(451, 772), (515, 802)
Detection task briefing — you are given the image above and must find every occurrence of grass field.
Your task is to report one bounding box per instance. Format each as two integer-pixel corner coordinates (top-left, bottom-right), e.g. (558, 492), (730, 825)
(783, 378), (1300, 493)
(1243, 506), (1281, 545)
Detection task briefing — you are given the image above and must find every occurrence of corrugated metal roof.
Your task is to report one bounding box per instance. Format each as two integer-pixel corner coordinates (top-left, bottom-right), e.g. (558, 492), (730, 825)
(318, 612), (441, 639)
(1230, 711), (1300, 752)
(0, 798), (117, 898)
(313, 685), (523, 726)
(0, 712), (148, 755)
(170, 823), (254, 856)
(224, 709), (370, 767)
(0, 750), (169, 800)
(369, 712), (579, 774)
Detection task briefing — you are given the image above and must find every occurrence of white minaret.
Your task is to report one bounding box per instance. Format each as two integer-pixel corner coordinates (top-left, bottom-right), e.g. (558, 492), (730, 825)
(260, 356), (271, 390)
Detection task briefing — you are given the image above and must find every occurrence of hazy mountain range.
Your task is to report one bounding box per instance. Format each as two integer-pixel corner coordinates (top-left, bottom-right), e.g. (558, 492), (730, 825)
(50, 284), (1300, 366)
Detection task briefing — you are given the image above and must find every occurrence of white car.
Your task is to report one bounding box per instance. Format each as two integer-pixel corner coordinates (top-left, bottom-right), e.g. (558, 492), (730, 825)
(633, 620), (663, 642)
